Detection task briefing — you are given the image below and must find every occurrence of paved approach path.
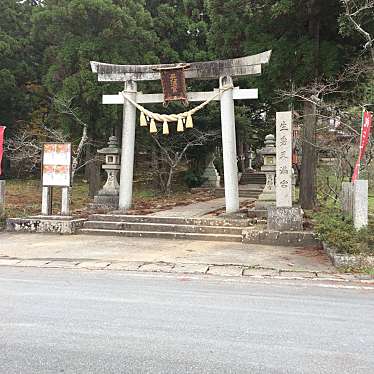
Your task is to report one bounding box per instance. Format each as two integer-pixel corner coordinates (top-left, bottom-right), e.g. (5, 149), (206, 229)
(0, 232), (333, 273)
(2, 231), (372, 284)
(1, 267), (373, 374)
(150, 197), (251, 217)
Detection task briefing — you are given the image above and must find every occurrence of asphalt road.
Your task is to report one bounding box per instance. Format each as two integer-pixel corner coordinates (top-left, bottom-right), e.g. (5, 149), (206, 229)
(1, 267), (373, 374)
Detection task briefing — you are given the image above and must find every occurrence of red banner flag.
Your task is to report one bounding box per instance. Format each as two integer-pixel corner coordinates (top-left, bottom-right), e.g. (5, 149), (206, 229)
(352, 111), (372, 182)
(0, 126), (5, 176)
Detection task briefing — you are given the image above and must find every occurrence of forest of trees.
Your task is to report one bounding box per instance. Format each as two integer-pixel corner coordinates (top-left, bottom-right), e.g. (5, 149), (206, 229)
(1, 0), (373, 208)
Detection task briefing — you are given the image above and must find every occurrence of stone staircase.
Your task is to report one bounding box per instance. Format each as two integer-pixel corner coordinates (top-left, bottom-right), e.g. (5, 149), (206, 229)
(78, 214), (252, 242)
(213, 172), (265, 199)
(239, 171), (266, 185)
(214, 187), (263, 199)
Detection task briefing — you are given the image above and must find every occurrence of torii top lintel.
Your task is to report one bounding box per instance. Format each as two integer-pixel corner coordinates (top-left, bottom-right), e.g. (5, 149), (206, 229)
(90, 50), (271, 82)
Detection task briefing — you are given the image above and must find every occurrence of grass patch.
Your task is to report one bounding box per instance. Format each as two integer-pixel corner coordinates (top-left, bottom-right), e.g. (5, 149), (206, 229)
(0, 178), (216, 226)
(1, 179), (91, 220)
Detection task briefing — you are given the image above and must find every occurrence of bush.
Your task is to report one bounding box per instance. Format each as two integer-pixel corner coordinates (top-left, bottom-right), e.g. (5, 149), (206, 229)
(314, 209), (374, 255)
(183, 170), (206, 188)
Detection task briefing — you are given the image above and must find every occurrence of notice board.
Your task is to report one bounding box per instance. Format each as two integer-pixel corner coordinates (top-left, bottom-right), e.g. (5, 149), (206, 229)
(42, 143), (72, 187)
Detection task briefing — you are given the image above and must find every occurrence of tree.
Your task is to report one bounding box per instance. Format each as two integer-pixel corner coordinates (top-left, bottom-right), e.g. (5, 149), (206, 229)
(140, 128), (218, 195)
(280, 61), (373, 203)
(5, 96), (91, 180)
(31, 0), (159, 143)
(207, 0), (360, 209)
(340, 0), (374, 63)
(0, 0), (35, 128)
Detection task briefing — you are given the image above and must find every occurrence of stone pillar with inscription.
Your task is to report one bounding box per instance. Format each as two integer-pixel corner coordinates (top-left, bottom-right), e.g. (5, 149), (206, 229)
(276, 112), (292, 207)
(268, 112), (303, 231)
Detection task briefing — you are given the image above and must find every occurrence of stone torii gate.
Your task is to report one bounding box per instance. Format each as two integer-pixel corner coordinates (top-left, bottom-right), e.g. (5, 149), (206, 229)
(90, 50), (271, 213)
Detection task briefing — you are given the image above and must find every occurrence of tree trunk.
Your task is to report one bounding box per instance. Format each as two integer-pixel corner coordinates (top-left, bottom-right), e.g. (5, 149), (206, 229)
(84, 146), (92, 181)
(88, 159), (101, 199)
(244, 143), (250, 170)
(238, 141), (245, 172)
(300, 100), (317, 209)
(165, 168), (174, 196)
(300, 0), (321, 210)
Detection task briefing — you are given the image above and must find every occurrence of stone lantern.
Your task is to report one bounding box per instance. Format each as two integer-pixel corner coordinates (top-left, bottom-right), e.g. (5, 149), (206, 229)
(248, 148), (255, 171)
(92, 135), (121, 209)
(255, 134), (276, 209)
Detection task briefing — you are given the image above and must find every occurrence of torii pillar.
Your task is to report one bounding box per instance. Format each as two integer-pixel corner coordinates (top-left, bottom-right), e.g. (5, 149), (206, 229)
(220, 76), (239, 212)
(90, 51), (271, 213)
(119, 80), (137, 210)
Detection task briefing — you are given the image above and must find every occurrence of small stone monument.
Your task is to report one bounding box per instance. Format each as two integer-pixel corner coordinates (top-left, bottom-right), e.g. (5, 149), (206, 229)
(201, 155), (220, 188)
(92, 136), (121, 209)
(353, 180), (368, 229)
(255, 134), (276, 209)
(341, 180), (368, 229)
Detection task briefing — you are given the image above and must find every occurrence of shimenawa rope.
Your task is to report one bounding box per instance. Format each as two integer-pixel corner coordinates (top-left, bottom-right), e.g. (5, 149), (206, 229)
(120, 85), (231, 134)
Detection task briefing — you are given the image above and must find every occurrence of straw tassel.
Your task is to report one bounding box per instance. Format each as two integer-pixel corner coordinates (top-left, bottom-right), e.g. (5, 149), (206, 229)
(140, 111), (147, 127)
(185, 113), (193, 128)
(149, 118), (157, 133)
(162, 120), (169, 135)
(177, 117), (184, 132)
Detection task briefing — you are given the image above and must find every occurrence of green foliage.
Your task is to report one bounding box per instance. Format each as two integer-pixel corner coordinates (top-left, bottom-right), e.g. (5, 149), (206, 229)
(314, 208), (374, 255)
(0, 0), (35, 127)
(206, 0), (352, 112)
(31, 0), (159, 140)
(0, 0), (372, 186)
(183, 169), (205, 188)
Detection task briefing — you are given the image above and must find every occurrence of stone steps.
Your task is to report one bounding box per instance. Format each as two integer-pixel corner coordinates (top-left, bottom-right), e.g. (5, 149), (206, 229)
(78, 214), (251, 243)
(240, 172), (266, 185)
(77, 213), (319, 247)
(83, 221), (245, 235)
(214, 188), (262, 198)
(79, 228), (244, 242)
(87, 214), (252, 227)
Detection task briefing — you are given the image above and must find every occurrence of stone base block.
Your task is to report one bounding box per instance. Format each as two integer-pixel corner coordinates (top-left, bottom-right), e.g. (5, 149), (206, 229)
(323, 243), (374, 270)
(247, 209), (268, 219)
(254, 199), (276, 210)
(202, 177), (220, 189)
(267, 207), (303, 231)
(243, 229), (320, 247)
(91, 194), (119, 209)
(6, 216), (86, 234)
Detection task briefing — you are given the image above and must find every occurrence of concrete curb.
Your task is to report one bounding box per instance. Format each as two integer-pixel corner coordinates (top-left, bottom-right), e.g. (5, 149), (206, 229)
(0, 257), (372, 284)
